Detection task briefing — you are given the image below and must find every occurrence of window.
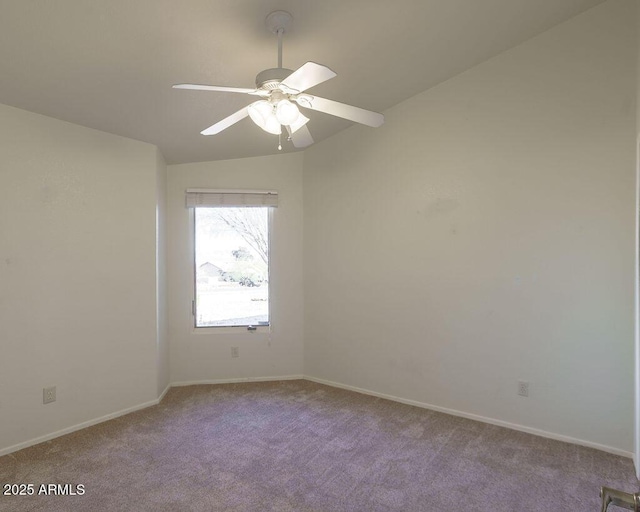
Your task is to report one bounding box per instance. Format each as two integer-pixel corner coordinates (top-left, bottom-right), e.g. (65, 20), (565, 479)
(187, 189), (277, 328)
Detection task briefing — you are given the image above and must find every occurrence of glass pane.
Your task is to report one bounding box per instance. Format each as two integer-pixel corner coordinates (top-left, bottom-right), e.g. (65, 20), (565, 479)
(194, 207), (269, 327)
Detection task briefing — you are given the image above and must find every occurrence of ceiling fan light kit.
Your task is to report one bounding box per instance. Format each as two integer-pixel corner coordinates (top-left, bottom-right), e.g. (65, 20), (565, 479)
(173, 10), (384, 149)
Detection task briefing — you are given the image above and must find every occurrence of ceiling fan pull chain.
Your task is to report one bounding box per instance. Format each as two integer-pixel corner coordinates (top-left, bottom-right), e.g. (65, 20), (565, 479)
(278, 133), (282, 151)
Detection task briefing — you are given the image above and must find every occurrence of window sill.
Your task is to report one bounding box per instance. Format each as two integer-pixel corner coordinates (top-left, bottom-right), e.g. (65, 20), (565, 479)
(191, 325), (271, 336)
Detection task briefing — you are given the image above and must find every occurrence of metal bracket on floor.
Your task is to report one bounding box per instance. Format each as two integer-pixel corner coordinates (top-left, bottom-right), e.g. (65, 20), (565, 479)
(601, 486), (640, 511)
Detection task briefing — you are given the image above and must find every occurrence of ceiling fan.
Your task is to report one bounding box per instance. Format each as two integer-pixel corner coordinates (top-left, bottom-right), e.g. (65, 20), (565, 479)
(173, 10), (384, 149)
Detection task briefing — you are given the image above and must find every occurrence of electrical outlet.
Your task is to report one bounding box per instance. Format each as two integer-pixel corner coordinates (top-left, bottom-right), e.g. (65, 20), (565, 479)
(43, 386), (56, 404)
(517, 380), (529, 397)
(231, 347), (239, 358)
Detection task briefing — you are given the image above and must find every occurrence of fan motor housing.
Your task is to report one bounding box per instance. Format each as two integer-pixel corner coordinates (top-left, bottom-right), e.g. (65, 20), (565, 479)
(255, 68), (293, 90)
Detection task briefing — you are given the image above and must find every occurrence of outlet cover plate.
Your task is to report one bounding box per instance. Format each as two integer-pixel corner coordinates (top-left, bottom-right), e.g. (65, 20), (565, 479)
(517, 380), (529, 397)
(43, 386), (56, 404)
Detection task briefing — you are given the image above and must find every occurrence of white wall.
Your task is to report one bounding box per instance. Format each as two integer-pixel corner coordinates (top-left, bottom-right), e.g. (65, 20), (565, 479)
(156, 148), (170, 396)
(0, 103), (162, 454)
(304, 0), (636, 454)
(167, 153), (304, 383)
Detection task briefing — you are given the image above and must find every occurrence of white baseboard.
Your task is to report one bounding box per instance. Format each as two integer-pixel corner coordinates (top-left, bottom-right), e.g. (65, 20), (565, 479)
(0, 397), (162, 458)
(0, 375), (304, 457)
(158, 383), (171, 402)
(2, 374), (631, 461)
(304, 375), (634, 460)
(171, 374), (304, 387)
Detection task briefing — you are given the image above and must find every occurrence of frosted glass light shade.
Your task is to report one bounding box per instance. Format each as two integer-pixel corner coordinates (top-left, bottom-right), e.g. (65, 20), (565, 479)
(264, 114), (282, 135)
(248, 101), (272, 129)
(275, 100), (300, 125)
(248, 100), (282, 135)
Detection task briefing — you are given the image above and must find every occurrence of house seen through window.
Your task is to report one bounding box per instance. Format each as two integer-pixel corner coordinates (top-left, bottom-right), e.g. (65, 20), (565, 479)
(193, 199), (272, 328)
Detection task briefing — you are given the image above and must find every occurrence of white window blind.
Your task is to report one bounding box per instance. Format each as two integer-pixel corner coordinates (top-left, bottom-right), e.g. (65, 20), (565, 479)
(186, 189), (278, 208)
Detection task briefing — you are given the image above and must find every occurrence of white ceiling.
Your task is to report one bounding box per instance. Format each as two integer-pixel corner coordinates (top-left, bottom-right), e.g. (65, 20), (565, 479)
(0, 0), (605, 164)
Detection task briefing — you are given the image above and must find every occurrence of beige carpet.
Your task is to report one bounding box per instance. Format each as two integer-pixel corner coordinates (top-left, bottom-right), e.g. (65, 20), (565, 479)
(0, 380), (637, 511)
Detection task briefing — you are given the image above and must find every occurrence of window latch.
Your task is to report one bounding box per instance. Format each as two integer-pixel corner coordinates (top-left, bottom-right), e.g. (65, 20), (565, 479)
(247, 325), (257, 331)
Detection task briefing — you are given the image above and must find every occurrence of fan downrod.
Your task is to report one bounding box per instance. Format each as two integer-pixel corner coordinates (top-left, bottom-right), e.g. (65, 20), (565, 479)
(257, 11), (294, 90)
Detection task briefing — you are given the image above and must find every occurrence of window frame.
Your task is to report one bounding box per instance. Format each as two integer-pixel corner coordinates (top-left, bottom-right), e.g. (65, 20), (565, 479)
(189, 203), (274, 334)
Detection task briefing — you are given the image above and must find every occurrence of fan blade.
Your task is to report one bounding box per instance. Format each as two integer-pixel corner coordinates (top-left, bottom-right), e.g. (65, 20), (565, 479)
(201, 106), (249, 135)
(173, 84), (265, 96)
(289, 113), (310, 134)
(279, 62), (336, 94)
(286, 124), (314, 148)
(296, 95), (384, 127)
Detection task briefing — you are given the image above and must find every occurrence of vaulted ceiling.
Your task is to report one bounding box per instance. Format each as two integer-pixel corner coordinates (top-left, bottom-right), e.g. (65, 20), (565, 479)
(0, 0), (605, 164)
